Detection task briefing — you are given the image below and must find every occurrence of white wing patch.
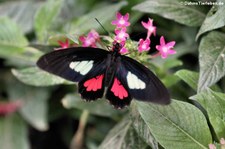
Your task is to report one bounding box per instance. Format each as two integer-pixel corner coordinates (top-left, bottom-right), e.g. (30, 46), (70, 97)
(127, 72), (146, 89)
(69, 60), (93, 75)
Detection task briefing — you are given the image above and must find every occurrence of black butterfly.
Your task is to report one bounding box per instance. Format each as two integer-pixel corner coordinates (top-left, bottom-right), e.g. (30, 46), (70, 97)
(37, 42), (170, 109)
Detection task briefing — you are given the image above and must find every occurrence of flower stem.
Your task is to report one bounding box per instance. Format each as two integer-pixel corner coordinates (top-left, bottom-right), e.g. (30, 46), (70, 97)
(150, 52), (161, 58)
(70, 110), (89, 149)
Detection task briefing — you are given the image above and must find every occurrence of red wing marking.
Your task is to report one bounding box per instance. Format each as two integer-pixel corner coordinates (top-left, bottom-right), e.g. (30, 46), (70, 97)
(111, 78), (128, 100)
(84, 75), (104, 91)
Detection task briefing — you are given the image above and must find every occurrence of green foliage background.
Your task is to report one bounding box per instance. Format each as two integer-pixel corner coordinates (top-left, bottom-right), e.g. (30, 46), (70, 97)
(0, 0), (225, 149)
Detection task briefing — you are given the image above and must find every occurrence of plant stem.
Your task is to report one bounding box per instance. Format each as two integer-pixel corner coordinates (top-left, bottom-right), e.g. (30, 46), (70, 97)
(70, 110), (89, 149)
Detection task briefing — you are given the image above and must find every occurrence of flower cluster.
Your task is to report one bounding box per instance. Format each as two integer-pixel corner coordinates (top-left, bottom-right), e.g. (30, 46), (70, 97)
(57, 12), (176, 59)
(79, 29), (100, 47)
(111, 12), (176, 58)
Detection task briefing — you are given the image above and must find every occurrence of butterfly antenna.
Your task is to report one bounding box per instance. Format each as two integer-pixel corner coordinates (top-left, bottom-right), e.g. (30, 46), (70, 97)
(95, 18), (110, 35)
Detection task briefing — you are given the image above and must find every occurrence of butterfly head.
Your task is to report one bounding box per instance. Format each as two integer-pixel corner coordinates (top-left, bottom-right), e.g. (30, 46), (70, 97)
(112, 42), (123, 53)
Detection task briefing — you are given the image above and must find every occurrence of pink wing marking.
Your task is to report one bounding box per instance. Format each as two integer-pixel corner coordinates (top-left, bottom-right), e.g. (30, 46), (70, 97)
(84, 75), (104, 91)
(111, 78), (128, 100)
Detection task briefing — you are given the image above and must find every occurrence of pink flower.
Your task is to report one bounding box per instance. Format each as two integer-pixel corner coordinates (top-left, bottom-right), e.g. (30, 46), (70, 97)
(87, 29), (99, 40)
(111, 12), (130, 28)
(208, 144), (216, 149)
(79, 36), (96, 47)
(156, 36), (176, 59)
(115, 28), (129, 42)
(138, 38), (150, 52)
(142, 18), (156, 38)
(58, 39), (70, 49)
(120, 47), (128, 54)
(220, 138), (225, 145)
(0, 101), (22, 116)
(79, 30), (99, 48)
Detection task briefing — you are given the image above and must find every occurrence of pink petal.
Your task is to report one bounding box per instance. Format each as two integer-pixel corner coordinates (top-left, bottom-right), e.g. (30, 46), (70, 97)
(111, 20), (118, 25)
(115, 29), (120, 34)
(148, 18), (153, 25)
(155, 45), (160, 50)
(120, 47), (128, 54)
(116, 12), (122, 19)
(167, 41), (176, 48)
(161, 52), (168, 59)
(168, 49), (176, 54)
(160, 36), (166, 45)
(139, 38), (144, 45)
(145, 38), (150, 45)
(79, 36), (86, 42)
(141, 21), (148, 29)
(209, 144), (216, 149)
(88, 29), (99, 39)
(124, 13), (129, 20)
(220, 138), (225, 145)
(0, 101), (22, 116)
(121, 27), (126, 32)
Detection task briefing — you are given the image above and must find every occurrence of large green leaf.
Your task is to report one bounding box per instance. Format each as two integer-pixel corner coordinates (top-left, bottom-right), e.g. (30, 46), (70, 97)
(132, 0), (205, 27)
(0, 17), (28, 59)
(0, 114), (29, 149)
(66, 1), (127, 34)
(190, 89), (225, 139)
(175, 69), (199, 91)
(0, 1), (42, 33)
(198, 31), (225, 92)
(130, 104), (159, 149)
(5, 47), (43, 67)
(7, 81), (50, 131)
(99, 117), (147, 149)
(196, 5), (225, 39)
(12, 67), (73, 86)
(34, 0), (63, 43)
(62, 94), (121, 118)
(136, 100), (212, 149)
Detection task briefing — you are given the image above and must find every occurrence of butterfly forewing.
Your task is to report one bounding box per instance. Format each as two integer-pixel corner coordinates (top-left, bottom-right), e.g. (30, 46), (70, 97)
(120, 55), (170, 104)
(37, 47), (109, 82)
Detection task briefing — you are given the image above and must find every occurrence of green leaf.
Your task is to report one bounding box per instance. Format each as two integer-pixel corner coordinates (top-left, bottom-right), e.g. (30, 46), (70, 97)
(62, 94), (121, 118)
(0, 114), (29, 149)
(0, 17), (28, 46)
(136, 100), (212, 149)
(196, 5), (225, 40)
(12, 67), (73, 86)
(99, 117), (147, 149)
(198, 31), (225, 92)
(0, 17), (28, 59)
(0, 1), (42, 33)
(163, 59), (183, 70)
(66, 1), (127, 34)
(5, 47), (43, 67)
(190, 88), (225, 139)
(130, 104), (159, 149)
(7, 80), (50, 131)
(132, 0), (205, 27)
(34, 0), (63, 43)
(175, 69), (199, 91)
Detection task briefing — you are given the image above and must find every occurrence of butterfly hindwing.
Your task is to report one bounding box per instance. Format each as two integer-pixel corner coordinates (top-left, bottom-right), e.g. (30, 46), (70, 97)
(121, 55), (170, 104)
(37, 47), (109, 82)
(78, 58), (108, 101)
(105, 57), (132, 109)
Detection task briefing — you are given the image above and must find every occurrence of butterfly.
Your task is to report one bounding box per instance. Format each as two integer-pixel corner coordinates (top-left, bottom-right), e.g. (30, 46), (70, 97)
(37, 42), (170, 109)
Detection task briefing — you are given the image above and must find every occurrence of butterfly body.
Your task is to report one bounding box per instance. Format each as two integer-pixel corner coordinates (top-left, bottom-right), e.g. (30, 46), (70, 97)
(37, 42), (170, 109)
